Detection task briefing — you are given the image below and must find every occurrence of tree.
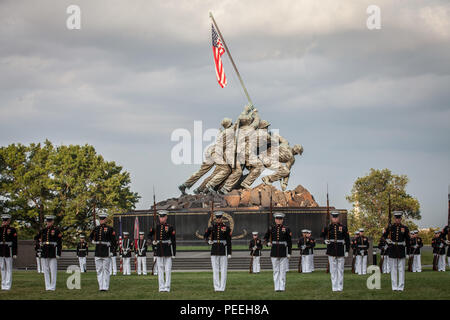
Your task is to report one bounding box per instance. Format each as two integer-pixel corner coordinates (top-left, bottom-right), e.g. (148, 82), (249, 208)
(0, 140), (140, 246)
(346, 168), (420, 240)
(417, 228), (441, 245)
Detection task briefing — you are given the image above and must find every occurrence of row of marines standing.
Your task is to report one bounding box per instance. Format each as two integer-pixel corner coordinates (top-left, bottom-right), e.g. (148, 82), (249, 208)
(1, 211), (450, 292)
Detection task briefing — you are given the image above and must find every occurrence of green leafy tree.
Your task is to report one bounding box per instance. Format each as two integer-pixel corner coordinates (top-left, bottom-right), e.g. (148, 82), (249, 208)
(346, 168), (420, 241)
(0, 140), (140, 246)
(417, 228), (441, 245)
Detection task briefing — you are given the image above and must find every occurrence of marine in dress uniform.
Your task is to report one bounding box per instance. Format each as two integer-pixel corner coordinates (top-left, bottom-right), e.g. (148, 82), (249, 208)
(354, 228), (369, 275)
(120, 232), (133, 275)
(298, 229), (315, 273)
(204, 211), (231, 292)
(432, 230), (446, 272)
(135, 231), (148, 275)
(320, 211), (350, 292)
(76, 235), (88, 272)
(149, 210), (176, 292)
(440, 225), (450, 268)
(378, 234), (390, 274)
(249, 231), (262, 274)
(35, 239), (43, 273)
(34, 215), (62, 291)
(0, 214), (17, 290)
(382, 211), (411, 291)
(264, 212), (292, 292)
(409, 230), (423, 272)
(89, 213), (116, 291)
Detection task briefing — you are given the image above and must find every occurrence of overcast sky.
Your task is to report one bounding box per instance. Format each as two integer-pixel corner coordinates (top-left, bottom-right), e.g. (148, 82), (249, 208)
(1, 0), (449, 227)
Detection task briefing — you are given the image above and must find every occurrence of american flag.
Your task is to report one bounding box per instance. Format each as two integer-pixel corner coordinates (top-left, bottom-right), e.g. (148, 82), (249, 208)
(212, 24), (227, 88)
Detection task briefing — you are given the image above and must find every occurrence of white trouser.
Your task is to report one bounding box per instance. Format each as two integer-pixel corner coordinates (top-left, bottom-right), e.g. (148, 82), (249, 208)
(0, 257), (13, 290)
(302, 255), (313, 273)
(157, 256), (172, 292)
(137, 256), (147, 275)
(382, 256), (390, 273)
(412, 254), (421, 272)
(78, 257), (86, 272)
(109, 256), (117, 275)
(153, 257), (158, 275)
(389, 258), (405, 291)
(36, 257), (43, 273)
(42, 258), (57, 291)
(438, 255), (446, 271)
(95, 257), (111, 291)
(271, 257), (288, 291)
(252, 256), (260, 273)
(211, 255), (228, 291)
(448, 257), (450, 268)
(122, 257), (131, 275)
(354, 255), (360, 273)
(328, 256), (344, 291)
(355, 255), (367, 275)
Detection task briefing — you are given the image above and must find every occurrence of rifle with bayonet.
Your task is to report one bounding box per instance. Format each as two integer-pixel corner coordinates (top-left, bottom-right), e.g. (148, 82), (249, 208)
(380, 193), (392, 272)
(351, 240), (356, 273)
(151, 187), (157, 276)
(325, 185), (330, 273)
(266, 189), (273, 246)
(249, 244), (255, 274)
(298, 235), (304, 273)
(407, 237), (414, 272)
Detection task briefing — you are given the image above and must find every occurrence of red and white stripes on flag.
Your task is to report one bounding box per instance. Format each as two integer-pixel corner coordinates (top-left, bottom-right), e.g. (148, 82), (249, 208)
(211, 24), (227, 88)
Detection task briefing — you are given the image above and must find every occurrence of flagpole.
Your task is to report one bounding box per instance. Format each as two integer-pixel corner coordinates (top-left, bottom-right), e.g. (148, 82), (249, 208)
(209, 11), (253, 106)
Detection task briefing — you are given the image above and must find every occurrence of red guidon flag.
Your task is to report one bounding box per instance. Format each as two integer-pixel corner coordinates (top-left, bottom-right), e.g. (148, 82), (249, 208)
(211, 24), (227, 88)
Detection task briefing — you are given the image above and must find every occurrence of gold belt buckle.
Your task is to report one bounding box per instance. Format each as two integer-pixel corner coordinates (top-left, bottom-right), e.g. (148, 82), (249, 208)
(45, 241), (50, 245)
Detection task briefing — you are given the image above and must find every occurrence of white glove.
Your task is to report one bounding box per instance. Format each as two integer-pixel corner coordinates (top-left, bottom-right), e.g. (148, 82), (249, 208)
(208, 240), (214, 245)
(345, 252), (349, 258)
(56, 255), (60, 260)
(386, 239), (393, 244)
(324, 240), (330, 245)
(13, 255), (17, 259)
(267, 242), (272, 247)
(301, 245), (306, 250)
(172, 256), (176, 259)
(109, 252), (113, 257)
(439, 243), (444, 248)
(406, 255), (409, 259)
(446, 240), (450, 245)
(287, 254), (291, 259)
(227, 255), (231, 259)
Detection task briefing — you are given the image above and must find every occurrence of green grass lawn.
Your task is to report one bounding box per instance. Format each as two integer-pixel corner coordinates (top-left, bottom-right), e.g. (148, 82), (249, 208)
(1, 267), (448, 300)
